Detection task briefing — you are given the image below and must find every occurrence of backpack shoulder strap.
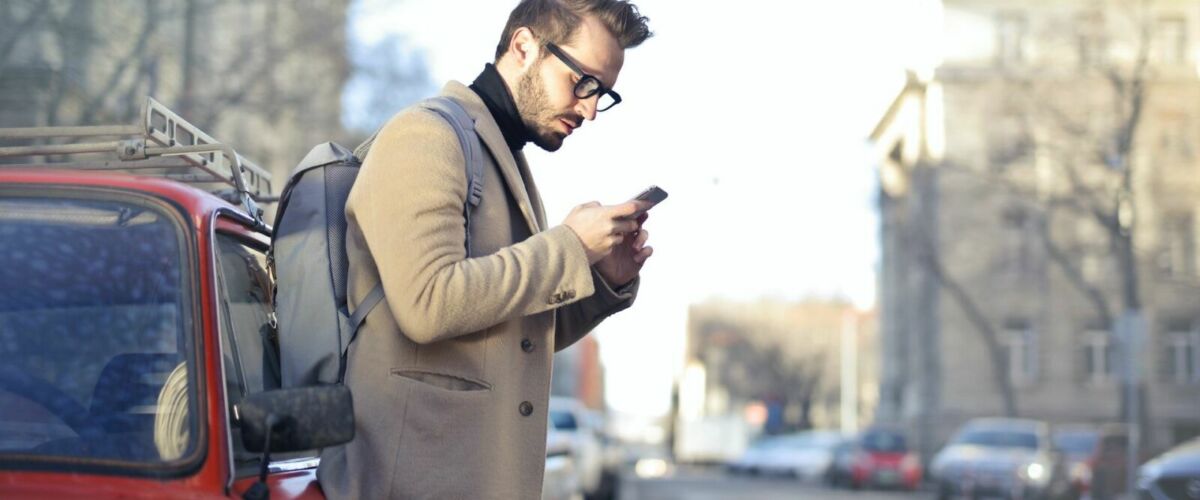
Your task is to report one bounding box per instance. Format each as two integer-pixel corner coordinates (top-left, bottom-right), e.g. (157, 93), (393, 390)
(352, 97), (484, 247)
(423, 96), (485, 254)
(341, 97), (484, 379)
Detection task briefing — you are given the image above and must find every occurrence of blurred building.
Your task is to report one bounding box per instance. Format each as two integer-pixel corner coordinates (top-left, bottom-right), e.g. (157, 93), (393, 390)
(871, 0), (1200, 460)
(672, 299), (878, 461)
(551, 335), (606, 411)
(0, 0), (352, 195)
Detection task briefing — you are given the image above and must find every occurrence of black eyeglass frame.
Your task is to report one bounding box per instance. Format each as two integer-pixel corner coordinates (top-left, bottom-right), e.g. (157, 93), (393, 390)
(544, 43), (622, 112)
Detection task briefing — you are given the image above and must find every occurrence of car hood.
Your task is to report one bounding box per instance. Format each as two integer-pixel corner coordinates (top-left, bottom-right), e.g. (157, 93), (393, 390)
(1141, 448), (1200, 478)
(934, 445), (1038, 473)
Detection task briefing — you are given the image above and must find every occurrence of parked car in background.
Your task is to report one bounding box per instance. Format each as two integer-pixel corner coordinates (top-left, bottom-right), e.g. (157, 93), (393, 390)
(544, 427), (584, 500)
(549, 397), (604, 499)
(581, 409), (622, 499)
(930, 418), (1071, 500)
(726, 430), (843, 481)
(1137, 436), (1200, 500)
(1053, 425), (1100, 499)
(829, 427), (922, 491)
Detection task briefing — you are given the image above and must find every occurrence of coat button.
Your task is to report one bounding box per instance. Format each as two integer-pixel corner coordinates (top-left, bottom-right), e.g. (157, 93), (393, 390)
(519, 401), (533, 417)
(521, 338), (535, 353)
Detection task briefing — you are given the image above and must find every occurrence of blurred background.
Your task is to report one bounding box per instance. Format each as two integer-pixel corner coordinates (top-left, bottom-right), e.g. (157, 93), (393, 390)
(3, 0), (1200, 498)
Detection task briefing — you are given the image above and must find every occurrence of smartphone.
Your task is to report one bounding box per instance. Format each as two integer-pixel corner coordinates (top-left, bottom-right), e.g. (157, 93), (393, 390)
(628, 185), (668, 218)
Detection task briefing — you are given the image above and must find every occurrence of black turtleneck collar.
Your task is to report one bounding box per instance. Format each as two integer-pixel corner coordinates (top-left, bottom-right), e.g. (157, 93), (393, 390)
(469, 63), (531, 152)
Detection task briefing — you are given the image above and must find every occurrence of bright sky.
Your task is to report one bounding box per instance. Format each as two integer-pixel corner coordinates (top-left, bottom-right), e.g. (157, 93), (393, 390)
(350, 0), (941, 418)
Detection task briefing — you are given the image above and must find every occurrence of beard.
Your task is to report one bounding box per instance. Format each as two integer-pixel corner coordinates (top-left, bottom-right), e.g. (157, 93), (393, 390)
(516, 62), (580, 152)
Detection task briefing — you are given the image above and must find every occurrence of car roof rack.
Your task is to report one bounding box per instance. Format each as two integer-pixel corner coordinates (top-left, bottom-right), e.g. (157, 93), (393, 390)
(0, 96), (272, 227)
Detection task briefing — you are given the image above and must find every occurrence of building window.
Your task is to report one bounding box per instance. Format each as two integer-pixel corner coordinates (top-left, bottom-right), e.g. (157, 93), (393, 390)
(997, 13), (1028, 65)
(1165, 331), (1200, 384)
(1001, 206), (1038, 277)
(1154, 17), (1188, 65)
(1076, 218), (1107, 284)
(1161, 212), (1196, 278)
(1004, 324), (1038, 384)
(1083, 330), (1116, 384)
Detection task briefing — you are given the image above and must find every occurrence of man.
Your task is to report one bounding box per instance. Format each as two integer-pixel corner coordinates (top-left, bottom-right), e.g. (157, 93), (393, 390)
(317, 1), (653, 498)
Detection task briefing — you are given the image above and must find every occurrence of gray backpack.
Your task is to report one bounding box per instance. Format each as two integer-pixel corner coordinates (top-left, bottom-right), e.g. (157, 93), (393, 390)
(270, 97), (484, 387)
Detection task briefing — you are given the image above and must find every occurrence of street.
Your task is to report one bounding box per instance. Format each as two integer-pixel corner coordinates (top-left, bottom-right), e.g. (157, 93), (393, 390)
(616, 465), (932, 500)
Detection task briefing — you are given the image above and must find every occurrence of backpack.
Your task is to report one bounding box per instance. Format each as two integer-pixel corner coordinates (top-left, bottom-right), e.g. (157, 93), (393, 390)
(270, 97), (485, 388)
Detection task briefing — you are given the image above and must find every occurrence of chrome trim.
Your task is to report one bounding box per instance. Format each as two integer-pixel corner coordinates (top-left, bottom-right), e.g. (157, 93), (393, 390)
(210, 208), (238, 495)
(268, 457), (321, 474)
(210, 207), (272, 493)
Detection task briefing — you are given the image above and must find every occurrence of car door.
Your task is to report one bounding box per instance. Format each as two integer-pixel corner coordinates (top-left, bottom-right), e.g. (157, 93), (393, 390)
(212, 216), (325, 499)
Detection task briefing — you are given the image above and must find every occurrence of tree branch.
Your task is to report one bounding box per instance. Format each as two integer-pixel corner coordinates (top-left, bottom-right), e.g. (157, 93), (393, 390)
(0, 0), (52, 73)
(1036, 205), (1115, 327)
(911, 215), (1019, 417)
(78, 0), (159, 124)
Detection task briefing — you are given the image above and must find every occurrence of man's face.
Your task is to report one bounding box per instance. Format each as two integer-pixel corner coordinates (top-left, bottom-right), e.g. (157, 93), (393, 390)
(516, 16), (625, 152)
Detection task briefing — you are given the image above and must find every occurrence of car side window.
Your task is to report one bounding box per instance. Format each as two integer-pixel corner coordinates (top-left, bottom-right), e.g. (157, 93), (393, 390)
(215, 233), (280, 399)
(214, 230), (282, 475)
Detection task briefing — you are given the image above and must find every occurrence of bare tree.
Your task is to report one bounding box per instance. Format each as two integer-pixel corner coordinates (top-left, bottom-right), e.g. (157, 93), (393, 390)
(693, 315), (828, 433)
(911, 4), (1197, 487)
(0, 0), (434, 184)
(895, 3), (1185, 438)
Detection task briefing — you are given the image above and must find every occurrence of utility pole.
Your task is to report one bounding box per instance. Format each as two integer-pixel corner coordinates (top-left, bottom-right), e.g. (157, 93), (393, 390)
(1119, 311), (1144, 498)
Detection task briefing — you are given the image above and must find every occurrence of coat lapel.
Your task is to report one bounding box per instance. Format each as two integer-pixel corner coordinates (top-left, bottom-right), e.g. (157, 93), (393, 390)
(441, 82), (541, 234)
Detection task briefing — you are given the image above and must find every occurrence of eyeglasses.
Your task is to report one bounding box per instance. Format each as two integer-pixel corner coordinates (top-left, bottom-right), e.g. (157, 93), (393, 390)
(545, 43), (622, 112)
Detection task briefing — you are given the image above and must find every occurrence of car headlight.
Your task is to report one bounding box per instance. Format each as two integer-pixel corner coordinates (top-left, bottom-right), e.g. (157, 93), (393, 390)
(1019, 462), (1048, 484)
(1026, 463), (1045, 480)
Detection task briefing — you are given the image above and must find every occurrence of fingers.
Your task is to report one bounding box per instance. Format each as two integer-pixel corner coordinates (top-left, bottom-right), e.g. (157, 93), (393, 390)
(609, 201), (651, 219)
(612, 218), (639, 235)
(633, 245), (653, 264)
(633, 228), (650, 251)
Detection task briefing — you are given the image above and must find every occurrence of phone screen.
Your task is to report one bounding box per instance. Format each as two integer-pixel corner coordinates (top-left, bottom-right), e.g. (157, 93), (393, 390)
(627, 186), (667, 219)
(633, 185), (668, 206)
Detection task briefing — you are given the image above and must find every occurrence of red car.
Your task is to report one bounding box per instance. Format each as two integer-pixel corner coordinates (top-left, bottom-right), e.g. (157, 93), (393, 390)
(829, 428), (922, 490)
(0, 98), (353, 499)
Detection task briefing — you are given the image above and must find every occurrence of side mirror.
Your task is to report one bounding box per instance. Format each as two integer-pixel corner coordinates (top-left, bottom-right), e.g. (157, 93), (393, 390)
(239, 385), (355, 453)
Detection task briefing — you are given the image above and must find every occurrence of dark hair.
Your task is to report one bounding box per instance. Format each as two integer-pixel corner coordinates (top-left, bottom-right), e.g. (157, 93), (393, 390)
(494, 0), (653, 61)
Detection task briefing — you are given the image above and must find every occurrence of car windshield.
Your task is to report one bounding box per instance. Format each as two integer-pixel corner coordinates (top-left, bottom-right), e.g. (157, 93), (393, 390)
(550, 410), (578, 431)
(0, 194), (197, 468)
(1054, 431), (1099, 454)
(955, 429), (1039, 449)
(861, 430), (908, 452)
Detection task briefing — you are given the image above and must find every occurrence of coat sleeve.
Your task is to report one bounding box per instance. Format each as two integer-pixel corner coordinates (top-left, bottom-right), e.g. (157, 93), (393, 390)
(346, 107), (596, 345)
(553, 269), (638, 352)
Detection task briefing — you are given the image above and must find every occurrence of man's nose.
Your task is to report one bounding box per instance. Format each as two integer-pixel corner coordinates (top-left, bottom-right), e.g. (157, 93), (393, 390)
(576, 96), (598, 121)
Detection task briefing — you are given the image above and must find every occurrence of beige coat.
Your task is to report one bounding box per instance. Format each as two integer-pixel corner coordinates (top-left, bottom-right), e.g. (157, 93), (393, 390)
(317, 81), (637, 499)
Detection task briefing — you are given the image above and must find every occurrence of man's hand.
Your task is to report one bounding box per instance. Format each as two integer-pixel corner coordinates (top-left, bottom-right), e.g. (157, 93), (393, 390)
(595, 212), (652, 287)
(562, 201), (651, 266)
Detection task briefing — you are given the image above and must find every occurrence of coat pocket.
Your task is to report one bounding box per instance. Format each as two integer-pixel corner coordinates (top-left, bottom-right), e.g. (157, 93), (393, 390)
(388, 371), (500, 498)
(390, 368), (492, 392)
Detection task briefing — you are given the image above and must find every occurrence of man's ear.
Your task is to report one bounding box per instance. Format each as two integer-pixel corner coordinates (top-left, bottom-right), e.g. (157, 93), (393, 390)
(509, 27), (541, 71)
